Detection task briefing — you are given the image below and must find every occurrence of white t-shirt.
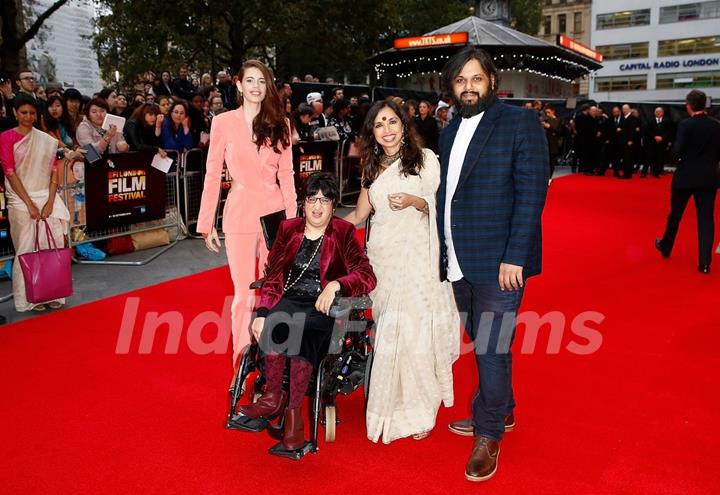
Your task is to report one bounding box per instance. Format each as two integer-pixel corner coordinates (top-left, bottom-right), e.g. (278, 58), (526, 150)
(444, 112), (484, 282)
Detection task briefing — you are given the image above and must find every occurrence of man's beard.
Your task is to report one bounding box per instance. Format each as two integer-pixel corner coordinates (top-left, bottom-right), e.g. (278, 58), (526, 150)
(455, 91), (497, 118)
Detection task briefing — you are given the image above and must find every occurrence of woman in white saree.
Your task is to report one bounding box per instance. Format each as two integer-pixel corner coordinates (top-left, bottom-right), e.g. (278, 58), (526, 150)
(0, 95), (71, 311)
(344, 99), (460, 443)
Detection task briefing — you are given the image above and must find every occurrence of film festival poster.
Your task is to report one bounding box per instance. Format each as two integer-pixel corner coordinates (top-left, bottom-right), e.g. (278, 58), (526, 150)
(292, 141), (338, 191)
(84, 152), (166, 231)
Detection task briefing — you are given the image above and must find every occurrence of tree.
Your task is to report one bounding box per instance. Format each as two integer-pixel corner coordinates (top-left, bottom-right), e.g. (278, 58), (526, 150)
(0, 0), (70, 77)
(93, 0), (474, 86)
(509, 0), (544, 35)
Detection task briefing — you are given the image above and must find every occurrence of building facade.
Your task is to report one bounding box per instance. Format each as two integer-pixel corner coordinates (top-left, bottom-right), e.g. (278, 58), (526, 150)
(25, 0), (101, 96)
(538, 0), (592, 46)
(589, 0), (720, 102)
(537, 0), (593, 95)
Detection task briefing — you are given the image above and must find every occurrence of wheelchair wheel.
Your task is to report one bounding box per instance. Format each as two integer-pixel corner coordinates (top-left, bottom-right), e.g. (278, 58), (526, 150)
(324, 406), (336, 442)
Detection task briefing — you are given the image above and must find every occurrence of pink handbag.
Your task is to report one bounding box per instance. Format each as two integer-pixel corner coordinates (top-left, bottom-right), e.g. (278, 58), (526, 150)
(18, 219), (73, 304)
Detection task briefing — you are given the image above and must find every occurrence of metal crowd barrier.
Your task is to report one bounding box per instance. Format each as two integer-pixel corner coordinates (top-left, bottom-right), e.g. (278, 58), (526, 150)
(0, 249), (14, 303)
(180, 148), (205, 239)
(64, 150), (186, 266)
(178, 141), (359, 241)
(178, 147), (231, 240)
(336, 139), (362, 207)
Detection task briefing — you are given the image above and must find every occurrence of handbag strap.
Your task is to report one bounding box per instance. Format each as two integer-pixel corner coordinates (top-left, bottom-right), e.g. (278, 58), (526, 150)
(33, 220), (40, 252)
(33, 219), (58, 252)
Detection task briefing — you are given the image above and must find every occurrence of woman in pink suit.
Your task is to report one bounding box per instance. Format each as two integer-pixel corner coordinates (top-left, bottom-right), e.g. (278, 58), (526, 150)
(197, 60), (297, 370)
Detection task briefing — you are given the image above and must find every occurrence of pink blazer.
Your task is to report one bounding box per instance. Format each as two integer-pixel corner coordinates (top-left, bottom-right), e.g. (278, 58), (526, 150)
(197, 108), (297, 234)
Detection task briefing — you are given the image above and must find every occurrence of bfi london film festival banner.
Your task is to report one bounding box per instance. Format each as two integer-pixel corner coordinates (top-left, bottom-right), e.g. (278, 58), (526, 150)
(292, 141), (338, 192)
(84, 152), (166, 230)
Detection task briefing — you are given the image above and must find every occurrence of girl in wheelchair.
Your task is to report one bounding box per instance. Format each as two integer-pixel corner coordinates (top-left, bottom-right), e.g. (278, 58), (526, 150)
(239, 172), (376, 451)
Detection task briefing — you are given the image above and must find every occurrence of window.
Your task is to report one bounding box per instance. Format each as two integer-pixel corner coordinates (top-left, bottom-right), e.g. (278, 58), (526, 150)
(574, 12), (583, 34)
(595, 42), (649, 60)
(558, 14), (566, 34)
(658, 36), (720, 56)
(596, 9), (651, 30)
(595, 75), (648, 92)
(660, 1), (720, 23)
(656, 70), (720, 89)
(543, 15), (552, 35)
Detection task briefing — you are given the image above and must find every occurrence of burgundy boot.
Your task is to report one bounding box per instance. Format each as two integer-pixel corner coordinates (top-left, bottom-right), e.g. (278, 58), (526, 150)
(237, 391), (287, 419)
(282, 407), (305, 450)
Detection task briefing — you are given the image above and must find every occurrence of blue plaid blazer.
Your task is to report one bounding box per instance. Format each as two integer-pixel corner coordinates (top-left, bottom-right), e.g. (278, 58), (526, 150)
(437, 100), (549, 284)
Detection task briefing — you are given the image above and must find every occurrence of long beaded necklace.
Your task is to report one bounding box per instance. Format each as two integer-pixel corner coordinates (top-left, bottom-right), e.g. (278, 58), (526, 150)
(283, 233), (324, 293)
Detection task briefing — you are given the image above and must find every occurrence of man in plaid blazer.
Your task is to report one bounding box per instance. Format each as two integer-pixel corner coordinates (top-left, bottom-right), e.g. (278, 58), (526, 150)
(437, 47), (549, 482)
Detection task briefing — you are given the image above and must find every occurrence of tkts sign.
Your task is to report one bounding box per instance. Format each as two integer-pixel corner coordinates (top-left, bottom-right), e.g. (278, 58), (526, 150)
(394, 33), (469, 49)
(557, 35), (603, 63)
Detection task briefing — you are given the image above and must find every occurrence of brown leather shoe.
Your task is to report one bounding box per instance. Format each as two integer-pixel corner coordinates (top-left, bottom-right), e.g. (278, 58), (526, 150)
(448, 414), (516, 436)
(237, 391), (286, 419)
(448, 418), (474, 436)
(282, 407), (305, 450)
(465, 436), (500, 482)
(504, 412), (515, 432)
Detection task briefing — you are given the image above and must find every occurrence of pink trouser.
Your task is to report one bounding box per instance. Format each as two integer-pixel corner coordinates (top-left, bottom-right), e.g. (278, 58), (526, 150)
(224, 232), (269, 365)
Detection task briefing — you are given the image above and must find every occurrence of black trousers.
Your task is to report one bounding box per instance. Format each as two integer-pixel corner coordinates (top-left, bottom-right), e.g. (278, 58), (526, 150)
(621, 143), (636, 177)
(660, 188), (718, 266)
(643, 146), (667, 177)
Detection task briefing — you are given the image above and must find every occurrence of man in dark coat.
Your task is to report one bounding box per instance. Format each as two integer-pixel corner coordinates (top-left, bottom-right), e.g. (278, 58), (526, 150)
(656, 90), (720, 273)
(619, 103), (641, 179)
(437, 47), (549, 482)
(642, 107), (674, 178)
(543, 104), (562, 179)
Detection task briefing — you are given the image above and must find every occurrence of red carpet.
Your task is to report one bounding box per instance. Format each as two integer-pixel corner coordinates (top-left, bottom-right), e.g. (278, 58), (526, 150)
(1, 174), (719, 494)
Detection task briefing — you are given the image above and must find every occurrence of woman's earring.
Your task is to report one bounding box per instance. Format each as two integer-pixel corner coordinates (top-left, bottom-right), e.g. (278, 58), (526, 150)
(373, 143), (380, 155)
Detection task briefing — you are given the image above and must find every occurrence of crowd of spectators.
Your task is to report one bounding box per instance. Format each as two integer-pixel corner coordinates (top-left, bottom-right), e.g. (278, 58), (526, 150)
(1, 65), (469, 161)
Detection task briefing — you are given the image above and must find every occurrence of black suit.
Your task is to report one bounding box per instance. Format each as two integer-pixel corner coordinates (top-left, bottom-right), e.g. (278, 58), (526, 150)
(574, 112), (598, 173)
(607, 115), (624, 175)
(619, 114), (641, 177)
(659, 113), (720, 267)
(643, 118), (674, 177)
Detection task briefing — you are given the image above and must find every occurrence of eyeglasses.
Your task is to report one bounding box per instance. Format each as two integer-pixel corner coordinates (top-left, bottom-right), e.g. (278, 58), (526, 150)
(304, 196), (333, 205)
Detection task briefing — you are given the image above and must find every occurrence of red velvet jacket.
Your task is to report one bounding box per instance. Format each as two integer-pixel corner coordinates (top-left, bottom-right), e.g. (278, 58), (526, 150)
(256, 216), (376, 315)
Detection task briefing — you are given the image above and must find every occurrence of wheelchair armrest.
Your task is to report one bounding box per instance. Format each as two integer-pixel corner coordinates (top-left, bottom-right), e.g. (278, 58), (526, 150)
(328, 295), (372, 319)
(249, 278), (264, 290)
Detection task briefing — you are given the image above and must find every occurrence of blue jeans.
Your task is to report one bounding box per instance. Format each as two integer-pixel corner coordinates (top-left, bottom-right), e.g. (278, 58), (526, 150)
(452, 278), (524, 441)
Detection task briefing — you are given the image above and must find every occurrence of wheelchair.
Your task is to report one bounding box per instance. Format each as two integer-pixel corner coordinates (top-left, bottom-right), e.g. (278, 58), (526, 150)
(225, 216), (374, 460)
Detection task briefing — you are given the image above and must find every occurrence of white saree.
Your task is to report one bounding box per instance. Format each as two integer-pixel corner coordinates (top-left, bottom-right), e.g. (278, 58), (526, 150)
(365, 148), (460, 443)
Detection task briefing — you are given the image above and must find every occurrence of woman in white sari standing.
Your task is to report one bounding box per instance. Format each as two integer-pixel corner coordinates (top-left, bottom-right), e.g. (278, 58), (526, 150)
(0, 95), (72, 312)
(344, 99), (460, 443)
